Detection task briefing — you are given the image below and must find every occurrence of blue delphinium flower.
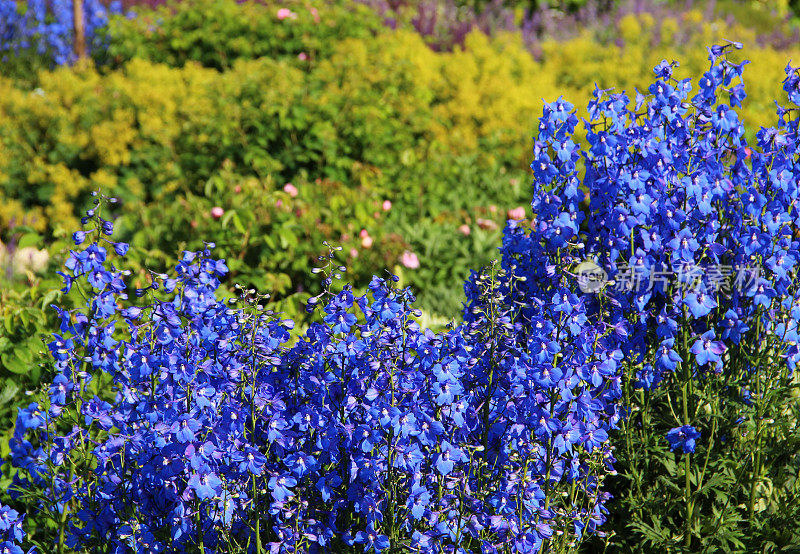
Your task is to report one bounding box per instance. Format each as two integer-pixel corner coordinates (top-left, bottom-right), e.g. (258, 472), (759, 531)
(691, 331), (726, 367)
(656, 338), (682, 372)
(666, 425), (701, 454)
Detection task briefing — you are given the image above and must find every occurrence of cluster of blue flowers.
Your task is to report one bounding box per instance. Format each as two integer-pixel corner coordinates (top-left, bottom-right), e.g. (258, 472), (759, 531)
(6, 44), (800, 552)
(0, 503), (26, 554)
(0, 0), (121, 65)
(7, 196), (617, 552)
(495, 41), (800, 457)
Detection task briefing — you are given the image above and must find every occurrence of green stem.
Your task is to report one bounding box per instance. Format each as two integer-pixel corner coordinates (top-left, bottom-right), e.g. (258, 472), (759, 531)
(682, 382), (694, 549)
(747, 312), (764, 522)
(56, 469), (73, 554)
(681, 311), (693, 550)
(198, 505), (206, 553)
(696, 402), (717, 494)
(747, 395), (763, 522)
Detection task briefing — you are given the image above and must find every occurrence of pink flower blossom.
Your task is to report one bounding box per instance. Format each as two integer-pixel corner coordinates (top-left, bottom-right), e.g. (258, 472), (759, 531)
(359, 229), (369, 239)
(476, 218), (498, 231)
(382, 200), (392, 211)
(297, 52), (308, 61)
(489, 204), (498, 214)
(349, 248), (359, 258)
(211, 206), (224, 219)
(309, 6), (320, 22)
(361, 236), (373, 248)
(283, 183), (298, 197)
(276, 199), (284, 208)
(276, 8), (297, 20)
(400, 251), (420, 269)
(458, 224), (471, 236)
(507, 206), (526, 220)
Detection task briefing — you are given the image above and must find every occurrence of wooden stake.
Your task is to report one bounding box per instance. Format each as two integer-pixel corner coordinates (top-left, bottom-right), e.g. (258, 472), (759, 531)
(73, 0), (86, 59)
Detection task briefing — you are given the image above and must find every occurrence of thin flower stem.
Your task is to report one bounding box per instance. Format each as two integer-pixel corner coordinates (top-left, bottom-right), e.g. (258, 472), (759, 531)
(681, 308), (694, 550)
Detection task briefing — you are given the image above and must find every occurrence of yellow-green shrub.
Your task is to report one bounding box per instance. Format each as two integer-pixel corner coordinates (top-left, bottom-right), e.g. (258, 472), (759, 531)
(5, 8), (799, 237)
(0, 59), (220, 232)
(538, 10), (797, 139)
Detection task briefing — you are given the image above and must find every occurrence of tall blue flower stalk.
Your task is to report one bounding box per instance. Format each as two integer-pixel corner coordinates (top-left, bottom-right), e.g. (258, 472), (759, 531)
(489, 43), (800, 548)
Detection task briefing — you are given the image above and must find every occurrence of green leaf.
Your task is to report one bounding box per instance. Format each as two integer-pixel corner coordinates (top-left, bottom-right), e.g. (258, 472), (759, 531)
(1, 352), (28, 375)
(12, 342), (34, 364)
(221, 209), (240, 233)
(39, 288), (61, 310)
(3, 313), (13, 334)
(17, 232), (42, 249)
(0, 381), (19, 405)
(278, 228), (297, 249)
(231, 213), (246, 235)
(0, 429), (12, 459)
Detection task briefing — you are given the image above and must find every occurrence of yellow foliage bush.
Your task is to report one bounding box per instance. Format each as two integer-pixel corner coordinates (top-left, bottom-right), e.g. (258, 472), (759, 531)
(2, 8), (800, 237)
(537, 10), (797, 138)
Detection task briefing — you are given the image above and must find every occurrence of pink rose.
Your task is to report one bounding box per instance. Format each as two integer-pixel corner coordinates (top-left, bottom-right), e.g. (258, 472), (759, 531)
(297, 52), (308, 61)
(283, 183), (298, 197)
(276, 8), (297, 20)
(458, 224), (471, 236)
(211, 206), (224, 219)
(382, 200), (392, 211)
(359, 229), (369, 239)
(400, 251), (420, 269)
(507, 206), (526, 220)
